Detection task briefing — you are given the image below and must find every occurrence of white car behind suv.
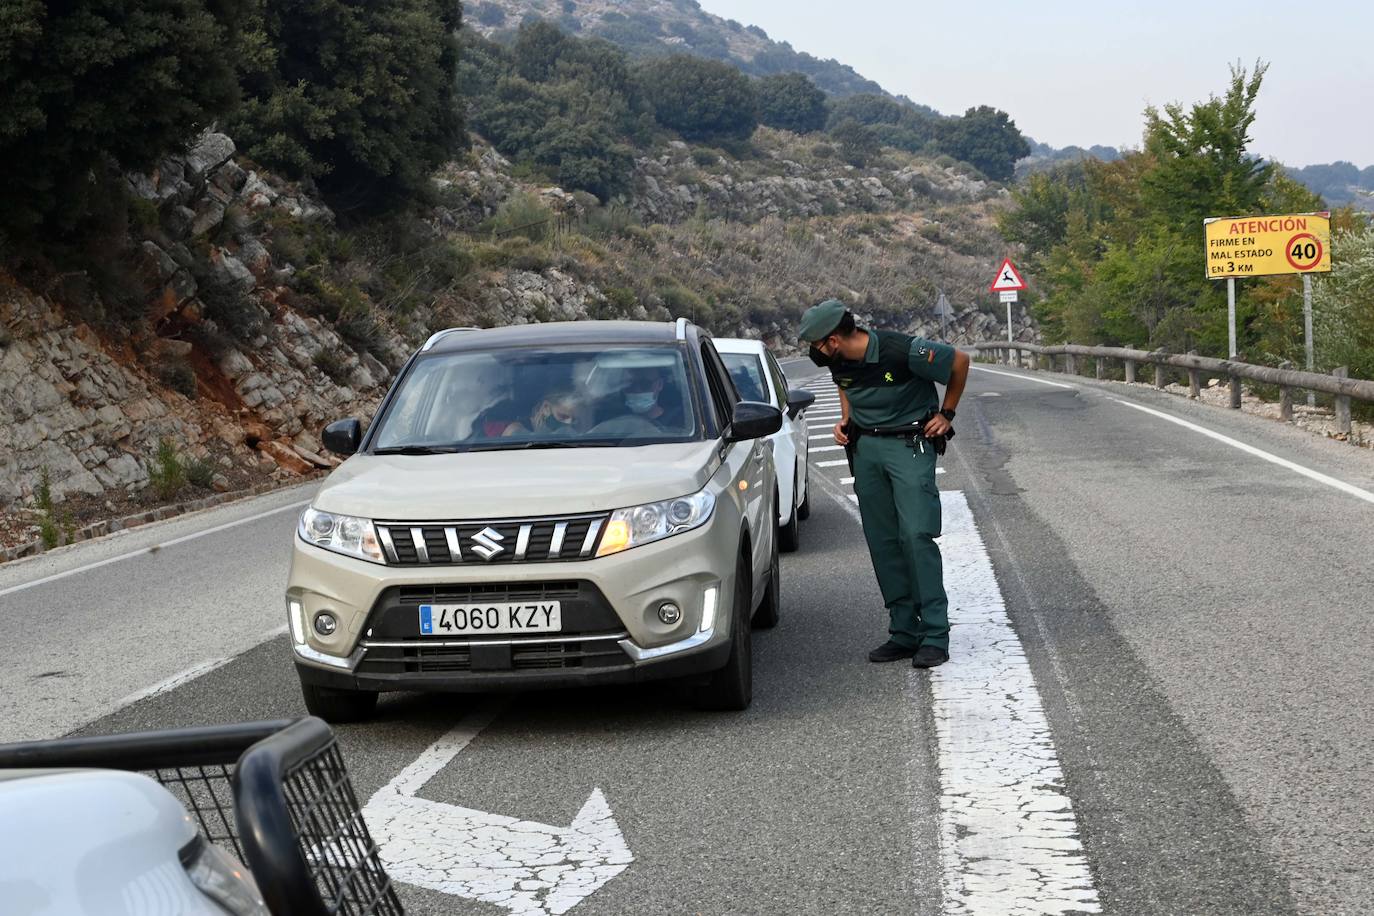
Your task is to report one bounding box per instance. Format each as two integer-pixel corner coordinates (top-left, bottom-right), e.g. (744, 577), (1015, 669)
(714, 339), (815, 552)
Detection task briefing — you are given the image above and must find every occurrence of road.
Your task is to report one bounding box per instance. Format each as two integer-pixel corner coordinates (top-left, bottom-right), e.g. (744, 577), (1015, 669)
(3, 356), (1373, 915)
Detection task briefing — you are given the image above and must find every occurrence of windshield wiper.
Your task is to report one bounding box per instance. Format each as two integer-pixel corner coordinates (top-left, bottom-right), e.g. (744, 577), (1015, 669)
(372, 445), (461, 455)
(466, 438), (624, 452)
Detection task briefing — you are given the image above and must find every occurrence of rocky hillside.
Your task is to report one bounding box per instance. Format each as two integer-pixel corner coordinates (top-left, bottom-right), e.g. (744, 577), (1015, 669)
(1, 122), (1024, 551)
(468, 0), (897, 100)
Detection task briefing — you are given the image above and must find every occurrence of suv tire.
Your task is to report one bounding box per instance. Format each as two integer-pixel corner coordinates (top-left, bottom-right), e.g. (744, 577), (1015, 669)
(752, 521), (781, 630)
(697, 550), (754, 711)
(299, 680), (379, 723)
(796, 469), (811, 521)
(778, 481), (801, 553)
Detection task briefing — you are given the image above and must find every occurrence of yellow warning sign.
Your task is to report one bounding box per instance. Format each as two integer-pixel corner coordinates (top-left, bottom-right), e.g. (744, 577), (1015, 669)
(1204, 212), (1331, 279)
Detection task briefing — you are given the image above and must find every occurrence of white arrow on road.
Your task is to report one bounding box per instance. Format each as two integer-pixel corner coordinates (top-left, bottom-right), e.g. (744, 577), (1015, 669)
(363, 703), (633, 915)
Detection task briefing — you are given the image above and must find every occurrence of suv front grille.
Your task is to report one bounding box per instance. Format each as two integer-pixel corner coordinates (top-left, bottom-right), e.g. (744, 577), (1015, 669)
(375, 515), (607, 566)
(356, 636), (628, 675)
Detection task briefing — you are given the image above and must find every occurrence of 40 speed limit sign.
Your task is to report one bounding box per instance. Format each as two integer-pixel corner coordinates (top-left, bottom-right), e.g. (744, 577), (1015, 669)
(1204, 211), (1332, 279)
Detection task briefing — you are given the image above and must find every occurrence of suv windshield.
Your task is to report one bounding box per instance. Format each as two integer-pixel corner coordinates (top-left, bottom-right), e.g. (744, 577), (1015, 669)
(371, 345), (700, 451)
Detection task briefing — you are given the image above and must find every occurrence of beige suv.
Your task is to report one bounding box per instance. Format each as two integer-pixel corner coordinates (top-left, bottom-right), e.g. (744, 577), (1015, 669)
(286, 319), (782, 720)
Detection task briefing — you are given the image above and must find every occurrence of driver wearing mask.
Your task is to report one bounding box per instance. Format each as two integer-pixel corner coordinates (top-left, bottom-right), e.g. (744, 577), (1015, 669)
(619, 368), (683, 431)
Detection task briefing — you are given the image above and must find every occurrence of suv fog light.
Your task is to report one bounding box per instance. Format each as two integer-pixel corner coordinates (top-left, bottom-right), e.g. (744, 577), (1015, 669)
(657, 602), (682, 625)
(313, 612), (338, 636)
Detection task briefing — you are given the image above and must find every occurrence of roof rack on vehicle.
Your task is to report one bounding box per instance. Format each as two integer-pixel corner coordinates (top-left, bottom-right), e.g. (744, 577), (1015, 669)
(421, 327), (480, 351)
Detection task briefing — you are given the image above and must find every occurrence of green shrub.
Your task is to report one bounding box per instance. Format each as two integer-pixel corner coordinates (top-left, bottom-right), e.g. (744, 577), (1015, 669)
(186, 457), (216, 489)
(487, 193), (555, 242)
(149, 438), (187, 501)
(313, 348), (352, 384)
(156, 359), (198, 398)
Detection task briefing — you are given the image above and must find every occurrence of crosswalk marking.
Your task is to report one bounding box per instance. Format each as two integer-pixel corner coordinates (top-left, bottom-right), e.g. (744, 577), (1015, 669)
(811, 445), (845, 453)
(815, 459), (848, 468)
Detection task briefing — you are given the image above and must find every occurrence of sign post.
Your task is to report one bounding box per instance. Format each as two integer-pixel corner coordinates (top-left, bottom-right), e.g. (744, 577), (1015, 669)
(1203, 211), (1332, 362)
(935, 289), (953, 341)
(988, 259), (1028, 356)
(1303, 274), (1315, 406)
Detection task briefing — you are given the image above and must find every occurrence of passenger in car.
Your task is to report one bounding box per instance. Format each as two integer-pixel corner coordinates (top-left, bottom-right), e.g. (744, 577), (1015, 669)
(501, 390), (582, 437)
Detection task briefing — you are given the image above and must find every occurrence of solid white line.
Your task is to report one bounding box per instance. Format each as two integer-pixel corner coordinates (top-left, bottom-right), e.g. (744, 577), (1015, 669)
(971, 366), (1075, 389)
(811, 445), (846, 453)
(1113, 399), (1374, 506)
(0, 499), (310, 598)
(815, 459), (849, 468)
(840, 477), (854, 485)
(926, 492), (1101, 915)
(109, 624), (287, 712)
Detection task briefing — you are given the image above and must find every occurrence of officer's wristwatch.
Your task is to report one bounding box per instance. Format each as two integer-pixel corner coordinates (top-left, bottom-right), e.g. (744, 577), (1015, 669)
(939, 408), (956, 421)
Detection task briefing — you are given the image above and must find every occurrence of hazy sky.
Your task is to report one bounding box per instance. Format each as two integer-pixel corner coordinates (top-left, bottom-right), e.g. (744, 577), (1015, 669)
(698, 0), (1372, 168)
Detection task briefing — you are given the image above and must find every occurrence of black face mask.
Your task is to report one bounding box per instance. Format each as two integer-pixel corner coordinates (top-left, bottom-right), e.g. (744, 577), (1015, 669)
(808, 345), (835, 368)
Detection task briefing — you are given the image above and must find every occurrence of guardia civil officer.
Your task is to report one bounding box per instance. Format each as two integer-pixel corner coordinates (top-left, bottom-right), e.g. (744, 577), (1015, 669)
(798, 299), (970, 668)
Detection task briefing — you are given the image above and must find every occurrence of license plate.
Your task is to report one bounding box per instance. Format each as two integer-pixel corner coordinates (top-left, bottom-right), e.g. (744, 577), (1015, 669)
(418, 602), (561, 636)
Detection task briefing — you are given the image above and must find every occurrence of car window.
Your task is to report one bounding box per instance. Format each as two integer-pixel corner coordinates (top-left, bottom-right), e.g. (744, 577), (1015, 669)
(371, 345), (700, 451)
(764, 351), (790, 410)
(699, 340), (737, 433)
(720, 352), (770, 404)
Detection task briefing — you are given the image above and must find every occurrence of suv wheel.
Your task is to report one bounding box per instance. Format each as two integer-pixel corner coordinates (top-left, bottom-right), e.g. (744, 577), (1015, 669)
(796, 467), (811, 521)
(752, 522), (780, 630)
(778, 481), (800, 553)
(697, 550), (754, 711)
(299, 679), (379, 723)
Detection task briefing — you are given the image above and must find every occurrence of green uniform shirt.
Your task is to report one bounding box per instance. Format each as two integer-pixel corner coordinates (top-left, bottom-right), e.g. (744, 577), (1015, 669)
(831, 329), (955, 427)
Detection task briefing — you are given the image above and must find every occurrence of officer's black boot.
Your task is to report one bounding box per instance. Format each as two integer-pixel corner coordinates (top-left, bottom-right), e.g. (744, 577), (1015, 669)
(912, 645), (948, 668)
(868, 640), (918, 663)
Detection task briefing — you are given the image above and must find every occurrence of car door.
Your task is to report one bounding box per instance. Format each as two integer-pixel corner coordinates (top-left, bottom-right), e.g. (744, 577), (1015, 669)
(700, 340), (771, 595)
(766, 350), (807, 512)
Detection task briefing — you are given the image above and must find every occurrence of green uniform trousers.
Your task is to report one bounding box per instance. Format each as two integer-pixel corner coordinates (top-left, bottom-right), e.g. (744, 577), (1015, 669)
(852, 435), (949, 650)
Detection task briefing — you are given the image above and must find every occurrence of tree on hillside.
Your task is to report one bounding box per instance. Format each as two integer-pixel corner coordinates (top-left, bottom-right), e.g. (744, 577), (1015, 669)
(513, 20), (570, 82)
(0, 0), (245, 236)
(229, 0), (462, 205)
(937, 106), (1029, 182)
(756, 73), (828, 134)
(830, 120), (880, 168)
(637, 55), (758, 142)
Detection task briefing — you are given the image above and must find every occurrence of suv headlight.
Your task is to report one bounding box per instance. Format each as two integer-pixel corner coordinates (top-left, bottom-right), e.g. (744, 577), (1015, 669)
(298, 507), (384, 563)
(181, 835), (269, 915)
(597, 490), (716, 557)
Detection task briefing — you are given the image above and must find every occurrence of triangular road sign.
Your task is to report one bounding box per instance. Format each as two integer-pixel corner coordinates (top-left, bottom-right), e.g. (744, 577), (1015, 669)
(989, 258), (1027, 292)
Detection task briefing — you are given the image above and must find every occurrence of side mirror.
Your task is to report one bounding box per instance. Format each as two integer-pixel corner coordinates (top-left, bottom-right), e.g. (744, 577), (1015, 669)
(727, 401), (783, 442)
(786, 388), (816, 420)
(322, 418), (362, 456)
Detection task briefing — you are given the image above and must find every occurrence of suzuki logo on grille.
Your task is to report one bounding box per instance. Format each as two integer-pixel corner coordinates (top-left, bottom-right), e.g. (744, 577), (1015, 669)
(470, 526), (506, 561)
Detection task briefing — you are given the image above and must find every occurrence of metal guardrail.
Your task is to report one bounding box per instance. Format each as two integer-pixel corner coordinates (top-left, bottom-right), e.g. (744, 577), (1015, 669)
(972, 341), (1372, 435)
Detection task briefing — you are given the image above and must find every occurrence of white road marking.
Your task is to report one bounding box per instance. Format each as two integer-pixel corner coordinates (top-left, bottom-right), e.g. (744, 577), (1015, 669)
(847, 494), (859, 503)
(938, 467), (946, 475)
(1113, 399), (1374, 506)
(815, 459), (849, 468)
(926, 492), (1101, 915)
(809, 434), (837, 441)
(971, 366), (1075, 390)
(840, 477), (854, 485)
(0, 499), (311, 598)
(365, 703), (632, 915)
(811, 445), (846, 453)
(109, 624), (288, 713)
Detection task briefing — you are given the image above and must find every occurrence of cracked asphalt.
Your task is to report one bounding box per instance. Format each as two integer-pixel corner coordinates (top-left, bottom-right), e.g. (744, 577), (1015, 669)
(2, 356), (1372, 915)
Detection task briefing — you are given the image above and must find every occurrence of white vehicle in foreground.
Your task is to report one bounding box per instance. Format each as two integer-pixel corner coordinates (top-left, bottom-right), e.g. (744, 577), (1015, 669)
(713, 338), (815, 552)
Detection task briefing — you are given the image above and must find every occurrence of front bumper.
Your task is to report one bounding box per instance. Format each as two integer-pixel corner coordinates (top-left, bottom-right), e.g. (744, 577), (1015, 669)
(286, 509), (740, 692)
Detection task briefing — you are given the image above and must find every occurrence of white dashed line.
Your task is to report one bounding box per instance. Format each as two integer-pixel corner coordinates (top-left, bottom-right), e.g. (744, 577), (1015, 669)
(811, 445), (846, 453)
(840, 477), (854, 485)
(926, 492), (1101, 915)
(815, 459), (849, 468)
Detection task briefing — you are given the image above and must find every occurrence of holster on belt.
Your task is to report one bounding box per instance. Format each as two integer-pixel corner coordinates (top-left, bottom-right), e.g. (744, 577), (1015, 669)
(847, 412), (955, 460)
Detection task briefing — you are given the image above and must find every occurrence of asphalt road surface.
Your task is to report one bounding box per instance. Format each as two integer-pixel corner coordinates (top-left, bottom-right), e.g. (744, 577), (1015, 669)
(3, 355), (1373, 915)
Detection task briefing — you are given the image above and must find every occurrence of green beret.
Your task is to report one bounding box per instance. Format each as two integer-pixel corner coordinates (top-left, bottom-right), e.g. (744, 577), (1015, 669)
(798, 299), (847, 342)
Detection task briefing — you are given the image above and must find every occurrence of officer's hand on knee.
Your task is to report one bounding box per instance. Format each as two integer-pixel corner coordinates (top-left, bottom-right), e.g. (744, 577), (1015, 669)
(833, 421), (849, 445)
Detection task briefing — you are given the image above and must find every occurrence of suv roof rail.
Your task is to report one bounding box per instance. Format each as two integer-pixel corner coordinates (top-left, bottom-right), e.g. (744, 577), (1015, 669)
(421, 327), (480, 352)
(674, 317), (689, 341)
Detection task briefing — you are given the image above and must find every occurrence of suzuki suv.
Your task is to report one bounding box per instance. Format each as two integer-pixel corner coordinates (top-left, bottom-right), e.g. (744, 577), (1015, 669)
(287, 319), (783, 720)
